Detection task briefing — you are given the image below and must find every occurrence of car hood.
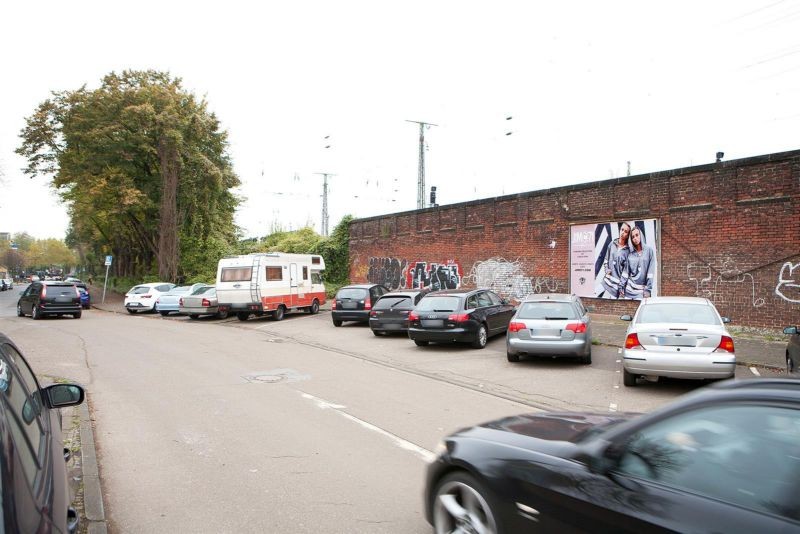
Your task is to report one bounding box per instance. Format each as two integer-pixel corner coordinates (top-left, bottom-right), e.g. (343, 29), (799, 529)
(480, 412), (634, 443)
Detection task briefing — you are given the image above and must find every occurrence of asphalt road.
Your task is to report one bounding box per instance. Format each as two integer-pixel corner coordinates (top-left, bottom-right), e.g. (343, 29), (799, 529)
(0, 286), (784, 532)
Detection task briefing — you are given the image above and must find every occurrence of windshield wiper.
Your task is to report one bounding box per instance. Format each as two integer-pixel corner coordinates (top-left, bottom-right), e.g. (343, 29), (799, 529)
(432, 309), (455, 312)
(544, 316), (569, 320)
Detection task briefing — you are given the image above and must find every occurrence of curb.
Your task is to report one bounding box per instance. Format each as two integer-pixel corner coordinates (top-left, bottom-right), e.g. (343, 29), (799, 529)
(79, 402), (107, 534)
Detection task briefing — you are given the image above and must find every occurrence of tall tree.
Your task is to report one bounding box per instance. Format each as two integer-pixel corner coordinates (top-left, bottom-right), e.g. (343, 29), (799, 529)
(16, 70), (240, 281)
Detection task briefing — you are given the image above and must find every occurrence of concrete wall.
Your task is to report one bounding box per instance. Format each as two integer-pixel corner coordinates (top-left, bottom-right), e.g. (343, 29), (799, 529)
(348, 149), (800, 329)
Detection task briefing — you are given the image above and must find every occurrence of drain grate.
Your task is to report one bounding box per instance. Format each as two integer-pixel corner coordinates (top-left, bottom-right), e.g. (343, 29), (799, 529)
(242, 369), (310, 384)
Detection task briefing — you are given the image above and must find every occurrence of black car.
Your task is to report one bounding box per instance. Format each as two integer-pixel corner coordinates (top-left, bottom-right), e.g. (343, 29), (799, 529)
(17, 281), (83, 319)
(425, 379), (800, 533)
(408, 289), (515, 349)
(331, 284), (389, 327)
(0, 333), (86, 533)
(368, 290), (427, 335)
(785, 325), (799, 375)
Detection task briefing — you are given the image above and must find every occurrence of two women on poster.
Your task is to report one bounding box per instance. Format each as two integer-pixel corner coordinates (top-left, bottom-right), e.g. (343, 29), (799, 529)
(598, 221), (656, 300)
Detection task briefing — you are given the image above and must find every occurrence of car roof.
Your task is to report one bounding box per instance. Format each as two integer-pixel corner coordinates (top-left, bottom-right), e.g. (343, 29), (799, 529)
(640, 296), (712, 305)
(521, 293), (576, 303)
(41, 280), (77, 285)
(378, 291), (422, 298)
(340, 284), (382, 289)
(424, 289), (479, 296)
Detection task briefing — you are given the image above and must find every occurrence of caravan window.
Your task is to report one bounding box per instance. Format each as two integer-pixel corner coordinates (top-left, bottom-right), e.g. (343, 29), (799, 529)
(266, 267), (283, 281)
(311, 272), (322, 284)
(303, 266), (309, 280)
(221, 267), (252, 282)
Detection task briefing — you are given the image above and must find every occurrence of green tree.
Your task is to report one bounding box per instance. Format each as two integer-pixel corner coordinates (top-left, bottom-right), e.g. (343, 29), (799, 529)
(16, 70), (240, 281)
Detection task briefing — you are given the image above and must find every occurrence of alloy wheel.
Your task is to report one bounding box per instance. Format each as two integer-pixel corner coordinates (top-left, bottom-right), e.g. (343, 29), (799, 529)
(434, 476), (498, 534)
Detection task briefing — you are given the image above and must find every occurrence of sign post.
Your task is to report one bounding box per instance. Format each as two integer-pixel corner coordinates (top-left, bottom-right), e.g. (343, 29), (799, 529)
(102, 255), (112, 304)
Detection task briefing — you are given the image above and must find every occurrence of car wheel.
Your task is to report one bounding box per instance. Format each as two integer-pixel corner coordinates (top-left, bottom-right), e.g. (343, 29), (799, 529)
(414, 339), (429, 347)
(73, 311), (82, 319)
(32, 305), (41, 320)
(160, 311), (170, 316)
(272, 305), (285, 321)
(127, 309), (137, 314)
(17, 304), (24, 317)
(471, 325), (488, 349)
(623, 367), (637, 387)
(189, 314), (200, 320)
(333, 319), (343, 327)
(788, 353), (795, 375)
(580, 350), (592, 365)
(309, 300), (320, 314)
(215, 310), (229, 320)
(506, 350), (520, 362)
(237, 312), (250, 322)
(432, 472), (500, 534)
(372, 330), (383, 336)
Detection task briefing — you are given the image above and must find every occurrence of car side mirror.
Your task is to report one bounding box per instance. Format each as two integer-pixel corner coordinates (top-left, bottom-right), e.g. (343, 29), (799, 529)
(574, 439), (618, 475)
(721, 317), (731, 324)
(620, 315), (632, 321)
(45, 384), (85, 408)
(785, 326), (798, 335)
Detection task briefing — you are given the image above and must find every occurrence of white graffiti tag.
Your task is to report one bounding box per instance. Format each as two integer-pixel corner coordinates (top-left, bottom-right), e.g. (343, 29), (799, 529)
(464, 257), (562, 301)
(686, 259), (765, 308)
(775, 262), (800, 304)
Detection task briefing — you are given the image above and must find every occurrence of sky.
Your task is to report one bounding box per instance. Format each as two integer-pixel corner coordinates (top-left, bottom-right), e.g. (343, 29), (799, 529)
(1, 1), (799, 240)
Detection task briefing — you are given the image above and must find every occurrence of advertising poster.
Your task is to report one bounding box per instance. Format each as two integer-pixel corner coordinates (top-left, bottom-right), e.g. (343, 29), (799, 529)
(570, 219), (659, 300)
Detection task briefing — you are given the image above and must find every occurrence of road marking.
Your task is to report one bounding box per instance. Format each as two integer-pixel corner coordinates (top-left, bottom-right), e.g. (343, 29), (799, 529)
(615, 359), (621, 363)
(749, 366), (761, 376)
(609, 403), (618, 412)
(300, 392), (435, 462)
(617, 348), (622, 354)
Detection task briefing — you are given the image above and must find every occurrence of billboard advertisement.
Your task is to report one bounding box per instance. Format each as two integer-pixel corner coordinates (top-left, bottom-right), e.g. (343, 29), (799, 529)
(570, 219), (659, 300)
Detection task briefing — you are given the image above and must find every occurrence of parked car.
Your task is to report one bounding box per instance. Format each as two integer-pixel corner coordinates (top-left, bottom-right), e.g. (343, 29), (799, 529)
(0, 332), (86, 533)
(124, 282), (176, 314)
(17, 281), (82, 319)
(506, 293), (593, 364)
(368, 290), (427, 335)
(408, 289), (515, 349)
(155, 284), (203, 316)
(620, 296), (735, 387)
(77, 287), (91, 309)
(785, 325), (799, 375)
(331, 284), (389, 327)
(179, 285), (229, 319)
(425, 379), (800, 533)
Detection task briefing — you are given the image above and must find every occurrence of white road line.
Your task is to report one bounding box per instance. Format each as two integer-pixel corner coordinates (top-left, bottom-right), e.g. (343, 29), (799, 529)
(609, 403), (618, 412)
(749, 366), (761, 377)
(617, 348), (622, 354)
(300, 392), (435, 462)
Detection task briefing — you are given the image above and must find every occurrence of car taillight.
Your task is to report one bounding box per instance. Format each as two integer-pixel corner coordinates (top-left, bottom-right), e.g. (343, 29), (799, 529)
(40, 285), (47, 298)
(364, 299), (372, 310)
(74, 286), (80, 298)
(508, 322), (526, 333)
(447, 313), (470, 322)
(408, 311), (419, 321)
(179, 298), (184, 306)
(332, 300), (337, 310)
(202, 298), (211, 307)
(565, 322), (587, 334)
(714, 335), (735, 353)
(625, 333), (643, 350)
(142, 294), (152, 299)
(370, 310), (378, 317)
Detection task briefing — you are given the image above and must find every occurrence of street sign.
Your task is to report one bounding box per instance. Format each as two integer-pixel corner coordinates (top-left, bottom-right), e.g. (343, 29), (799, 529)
(105, 255), (113, 266)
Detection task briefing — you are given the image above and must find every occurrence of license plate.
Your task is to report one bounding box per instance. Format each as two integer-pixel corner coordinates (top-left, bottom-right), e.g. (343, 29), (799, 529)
(421, 320), (444, 328)
(532, 328), (560, 337)
(56, 297), (72, 303)
(341, 302), (357, 309)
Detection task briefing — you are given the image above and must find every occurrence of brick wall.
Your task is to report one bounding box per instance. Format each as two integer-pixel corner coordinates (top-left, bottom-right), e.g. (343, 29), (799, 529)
(349, 150), (800, 329)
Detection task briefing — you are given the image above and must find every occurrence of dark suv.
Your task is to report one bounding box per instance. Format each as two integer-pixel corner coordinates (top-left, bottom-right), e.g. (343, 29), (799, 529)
(331, 284), (389, 327)
(0, 333), (86, 533)
(17, 281), (83, 319)
(408, 289), (516, 349)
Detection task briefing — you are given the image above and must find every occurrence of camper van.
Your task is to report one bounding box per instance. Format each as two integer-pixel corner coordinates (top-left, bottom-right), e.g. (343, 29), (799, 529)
(216, 253), (326, 321)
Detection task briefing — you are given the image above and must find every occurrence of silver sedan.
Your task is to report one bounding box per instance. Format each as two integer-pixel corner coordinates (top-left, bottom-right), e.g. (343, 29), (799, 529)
(621, 296), (735, 386)
(179, 285), (228, 319)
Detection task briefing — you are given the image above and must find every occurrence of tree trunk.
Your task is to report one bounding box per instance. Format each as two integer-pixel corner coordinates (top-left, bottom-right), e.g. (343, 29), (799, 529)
(157, 136), (180, 282)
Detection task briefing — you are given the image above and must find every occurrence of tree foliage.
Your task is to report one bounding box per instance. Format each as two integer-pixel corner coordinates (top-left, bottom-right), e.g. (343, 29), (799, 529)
(16, 70), (240, 281)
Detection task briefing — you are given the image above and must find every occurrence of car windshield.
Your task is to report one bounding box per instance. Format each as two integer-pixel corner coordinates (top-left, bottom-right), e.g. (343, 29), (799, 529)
(374, 296), (413, 310)
(337, 288), (368, 299)
(517, 302), (578, 320)
(191, 286), (215, 296)
(637, 303), (721, 325)
(415, 296), (460, 312)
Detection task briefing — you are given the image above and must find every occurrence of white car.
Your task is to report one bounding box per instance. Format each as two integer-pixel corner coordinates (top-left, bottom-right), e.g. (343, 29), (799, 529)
(124, 282), (176, 314)
(621, 296), (735, 386)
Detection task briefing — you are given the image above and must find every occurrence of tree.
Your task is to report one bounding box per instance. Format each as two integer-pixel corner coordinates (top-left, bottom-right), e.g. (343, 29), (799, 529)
(16, 70), (240, 281)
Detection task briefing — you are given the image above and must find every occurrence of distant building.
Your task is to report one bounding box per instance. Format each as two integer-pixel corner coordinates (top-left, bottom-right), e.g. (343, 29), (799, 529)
(0, 233), (10, 242)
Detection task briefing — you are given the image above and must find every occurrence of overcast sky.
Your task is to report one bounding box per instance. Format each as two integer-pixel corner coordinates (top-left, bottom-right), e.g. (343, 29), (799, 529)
(2, 1), (799, 240)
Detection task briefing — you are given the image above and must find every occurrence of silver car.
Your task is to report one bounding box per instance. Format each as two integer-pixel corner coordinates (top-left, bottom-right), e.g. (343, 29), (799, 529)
(179, 285), (228, 319)
(621, 296), (735, 386)
(506, 293), (593, 364)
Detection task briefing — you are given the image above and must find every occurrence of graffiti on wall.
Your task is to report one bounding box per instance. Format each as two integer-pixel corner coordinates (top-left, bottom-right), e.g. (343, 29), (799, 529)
(686, 258), (765, 308)
(775, 261), (800, 304)
(367, 257), (461, 291)
(463, 257), (562, 301)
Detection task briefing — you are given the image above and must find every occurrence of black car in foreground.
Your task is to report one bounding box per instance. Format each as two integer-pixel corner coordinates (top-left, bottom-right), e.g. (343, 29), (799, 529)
(368, 290), (427, 335)
(425, 379), (800, 533)
(0, 333), (86, 533)
(331, 284), (388, 327)
(17, 281), (83, 319)
(408, 289), (515, 349)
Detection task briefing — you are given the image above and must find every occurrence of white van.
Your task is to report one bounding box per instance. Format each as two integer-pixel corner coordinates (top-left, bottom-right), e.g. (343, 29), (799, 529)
(216, 253), (326, 321)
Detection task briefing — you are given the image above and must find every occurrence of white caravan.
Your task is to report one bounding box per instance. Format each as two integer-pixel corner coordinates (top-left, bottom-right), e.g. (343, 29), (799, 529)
(216, 253), (326, 321)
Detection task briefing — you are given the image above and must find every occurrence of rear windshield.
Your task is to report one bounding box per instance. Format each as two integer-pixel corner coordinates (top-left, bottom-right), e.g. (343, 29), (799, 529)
(337, 288), (368, 299)
(517, 302), (578, 320)
(221, 267), (252, 282)
(416, 296), (460, 312)
(169, 286), (194, 295)
(637, 303), (720, 325)
(130, 286), (152, 294)
(192, 286), (215, 296)
(374, 296), (413, 310)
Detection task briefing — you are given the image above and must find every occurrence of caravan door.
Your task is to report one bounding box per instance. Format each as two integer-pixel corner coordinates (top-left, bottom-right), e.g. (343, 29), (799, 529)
(289, 263), (298, 307)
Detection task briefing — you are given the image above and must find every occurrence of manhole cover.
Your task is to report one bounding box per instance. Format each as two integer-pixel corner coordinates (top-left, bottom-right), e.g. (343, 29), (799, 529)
(251, 375), (284, 383)
(243, 369), (310, 384)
